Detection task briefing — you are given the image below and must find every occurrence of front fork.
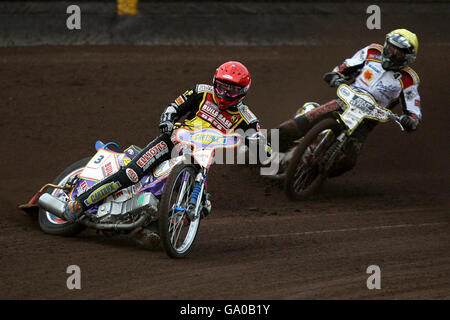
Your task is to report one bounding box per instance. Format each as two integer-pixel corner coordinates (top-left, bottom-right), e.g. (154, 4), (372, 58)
(183, 168), (207, 221)
(320, 131), (348, 173)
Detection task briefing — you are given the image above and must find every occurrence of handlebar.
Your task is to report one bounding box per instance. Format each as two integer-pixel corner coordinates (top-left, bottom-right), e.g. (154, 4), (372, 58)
(174, 124), (266, 143)
(388, 113), (405, 132)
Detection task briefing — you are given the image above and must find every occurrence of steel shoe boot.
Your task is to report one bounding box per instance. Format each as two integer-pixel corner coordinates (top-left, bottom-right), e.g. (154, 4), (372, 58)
(201, 192), (212, 218)
(63, 200), (83, 221)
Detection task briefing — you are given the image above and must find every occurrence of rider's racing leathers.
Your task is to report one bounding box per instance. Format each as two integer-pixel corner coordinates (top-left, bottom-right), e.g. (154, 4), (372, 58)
(278, 43), (422, 176)
(72, 84), (264, 212)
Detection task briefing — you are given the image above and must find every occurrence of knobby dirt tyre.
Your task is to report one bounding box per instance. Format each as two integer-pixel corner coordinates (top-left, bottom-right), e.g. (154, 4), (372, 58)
(159, 163), (201, 259)
(284, 118), (342, 200)
(38, 158), (89, 236)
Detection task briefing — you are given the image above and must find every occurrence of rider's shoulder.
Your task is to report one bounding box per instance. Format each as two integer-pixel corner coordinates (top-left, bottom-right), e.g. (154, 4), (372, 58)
(367, 43), (384, 52)
(399, 67), (420, 88)
(365, 43), (383, 61)
(237, 103), (258, 124)
(195, 84), (214, 94)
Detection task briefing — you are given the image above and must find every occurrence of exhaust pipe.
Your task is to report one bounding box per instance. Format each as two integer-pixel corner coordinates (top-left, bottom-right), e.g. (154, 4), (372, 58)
(38, 193), (153, 231)
(78, 214), (148, 231)
(38, 193), (66, 220)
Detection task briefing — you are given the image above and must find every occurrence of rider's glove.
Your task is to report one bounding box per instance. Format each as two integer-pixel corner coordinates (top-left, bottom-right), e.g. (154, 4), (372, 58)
(323, 72), (346, 88)
(159, 121), (174, 134)
(159, 105), (177, 134)
(245, 131), (266, 143)
(332, 77), (347, 88)
(399, 114), (419, 132)
(245, 131), (272, 159)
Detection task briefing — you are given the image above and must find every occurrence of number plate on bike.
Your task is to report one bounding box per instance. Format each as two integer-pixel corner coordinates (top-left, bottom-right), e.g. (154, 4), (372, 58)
(337, 84), (391, 132)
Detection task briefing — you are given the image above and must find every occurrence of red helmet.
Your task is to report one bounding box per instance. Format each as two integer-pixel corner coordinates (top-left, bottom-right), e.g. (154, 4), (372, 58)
(213, 61), (251, 110)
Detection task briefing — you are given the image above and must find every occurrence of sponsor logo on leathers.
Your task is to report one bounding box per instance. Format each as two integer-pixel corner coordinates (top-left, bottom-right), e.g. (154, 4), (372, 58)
(136, 141), (169, 171)
(126, 168), (139, 183)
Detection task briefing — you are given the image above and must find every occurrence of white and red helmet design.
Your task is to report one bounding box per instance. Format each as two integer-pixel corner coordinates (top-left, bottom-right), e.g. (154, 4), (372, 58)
(213, 61), (251, 110)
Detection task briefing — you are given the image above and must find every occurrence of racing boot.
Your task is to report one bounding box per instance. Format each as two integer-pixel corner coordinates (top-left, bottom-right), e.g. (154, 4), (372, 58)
(64, 200), (83, 221)
(201, 192), (212, 218)
(132, 221), (161, 249)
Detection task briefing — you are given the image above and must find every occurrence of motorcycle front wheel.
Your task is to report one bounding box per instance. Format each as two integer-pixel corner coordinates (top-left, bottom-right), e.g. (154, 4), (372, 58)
(159, 163), (201, 258)
(284, 118), (342, 200)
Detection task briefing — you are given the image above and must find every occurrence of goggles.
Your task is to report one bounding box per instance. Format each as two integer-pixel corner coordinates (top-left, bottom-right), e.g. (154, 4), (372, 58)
(384, 43), (408, 61)
(214, 79), (246, 100)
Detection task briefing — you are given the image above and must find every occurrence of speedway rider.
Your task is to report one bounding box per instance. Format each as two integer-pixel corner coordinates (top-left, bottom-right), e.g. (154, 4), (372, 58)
(64, 61), (267, 220)
(275, 29), (422, 176)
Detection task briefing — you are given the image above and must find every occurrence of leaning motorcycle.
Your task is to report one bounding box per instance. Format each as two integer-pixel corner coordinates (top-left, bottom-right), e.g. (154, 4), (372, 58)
(283, 83), (405, 200)
(20, 126), (242, 258)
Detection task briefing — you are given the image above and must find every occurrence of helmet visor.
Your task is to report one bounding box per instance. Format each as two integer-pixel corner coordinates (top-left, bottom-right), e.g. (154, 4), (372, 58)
(214, 80), (245, 100)
(384, 42), (408, 61)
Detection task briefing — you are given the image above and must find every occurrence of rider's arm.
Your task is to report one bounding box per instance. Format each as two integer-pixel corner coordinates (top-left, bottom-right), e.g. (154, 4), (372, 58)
(240, 113), (272, 159)
(398, 68), (422, 131)
(238, 104), (263, 145)
(328, 44), (382, 84)
(159, 85), (207, 133)
(160, 85), (202, 123)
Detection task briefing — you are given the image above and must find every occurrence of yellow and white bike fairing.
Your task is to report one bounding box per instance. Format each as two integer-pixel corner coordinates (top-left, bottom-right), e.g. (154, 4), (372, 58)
(336, 84), (393, 134)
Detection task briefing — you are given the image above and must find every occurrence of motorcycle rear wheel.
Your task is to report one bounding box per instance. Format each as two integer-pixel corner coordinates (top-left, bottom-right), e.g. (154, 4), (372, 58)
(159, 163), (200, 258)
(284, 118), (342, 200)
(38, 158), (89, 236)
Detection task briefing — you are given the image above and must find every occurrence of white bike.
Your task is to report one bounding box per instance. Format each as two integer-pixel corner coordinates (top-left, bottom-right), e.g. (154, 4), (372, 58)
(284, 84), (404, 200)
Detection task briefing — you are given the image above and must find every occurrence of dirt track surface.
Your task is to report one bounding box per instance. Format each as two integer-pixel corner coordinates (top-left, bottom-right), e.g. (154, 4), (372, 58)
(0, 45), (449, 299)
